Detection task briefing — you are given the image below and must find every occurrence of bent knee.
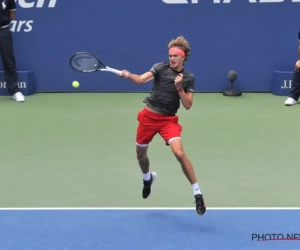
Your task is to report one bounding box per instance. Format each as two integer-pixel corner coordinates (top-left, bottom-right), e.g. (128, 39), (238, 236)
(137, 153), (147, 161)
(136, 147), (148, 161)
(173, 150), (186, 161)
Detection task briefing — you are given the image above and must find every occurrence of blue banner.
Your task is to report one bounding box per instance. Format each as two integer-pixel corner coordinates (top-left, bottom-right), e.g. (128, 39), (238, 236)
(1, 0), (299, 93)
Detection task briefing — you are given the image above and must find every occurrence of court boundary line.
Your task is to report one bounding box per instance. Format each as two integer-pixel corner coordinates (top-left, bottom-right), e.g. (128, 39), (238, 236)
(1, 207), (300, 211)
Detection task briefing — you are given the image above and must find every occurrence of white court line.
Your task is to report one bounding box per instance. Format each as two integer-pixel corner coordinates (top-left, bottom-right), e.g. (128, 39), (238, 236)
(0, 207), (300, 211)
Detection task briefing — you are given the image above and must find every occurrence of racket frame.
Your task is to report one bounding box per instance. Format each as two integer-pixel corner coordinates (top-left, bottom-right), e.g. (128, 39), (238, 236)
(70, 52), (121, 74)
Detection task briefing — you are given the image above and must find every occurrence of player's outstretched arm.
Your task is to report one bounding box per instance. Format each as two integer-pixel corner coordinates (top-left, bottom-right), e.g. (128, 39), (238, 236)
(118, 70), (153, 85)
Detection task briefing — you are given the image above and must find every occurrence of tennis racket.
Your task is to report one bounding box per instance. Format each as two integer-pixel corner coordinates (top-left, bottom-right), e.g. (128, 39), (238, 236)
(69, 52), (122, 74)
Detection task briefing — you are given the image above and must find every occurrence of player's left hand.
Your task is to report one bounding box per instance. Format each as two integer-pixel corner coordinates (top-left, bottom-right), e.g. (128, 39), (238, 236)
(175, 73), (183, 90)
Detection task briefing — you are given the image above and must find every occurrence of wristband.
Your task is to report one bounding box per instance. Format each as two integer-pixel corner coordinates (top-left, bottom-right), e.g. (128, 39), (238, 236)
(177, 87), (183, 92)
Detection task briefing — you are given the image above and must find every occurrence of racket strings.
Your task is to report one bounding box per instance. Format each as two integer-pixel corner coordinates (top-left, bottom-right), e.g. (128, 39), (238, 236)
(71, 55), (100, 72)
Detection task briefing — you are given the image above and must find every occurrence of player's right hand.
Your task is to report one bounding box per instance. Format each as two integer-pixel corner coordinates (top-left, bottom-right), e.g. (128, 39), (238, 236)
(118, 70), (130, 79)
(295, 60), (300, 72)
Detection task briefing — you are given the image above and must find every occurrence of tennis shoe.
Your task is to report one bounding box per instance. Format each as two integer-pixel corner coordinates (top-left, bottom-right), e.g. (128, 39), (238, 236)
(142, 172), (156, 199)
(195, 194), (206, 215)
(284, 97), (297, 106)
(13, 92), (25, 102)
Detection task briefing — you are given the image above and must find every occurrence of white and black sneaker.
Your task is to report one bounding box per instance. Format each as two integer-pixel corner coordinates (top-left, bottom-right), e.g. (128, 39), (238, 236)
(142, 172), (156, 199)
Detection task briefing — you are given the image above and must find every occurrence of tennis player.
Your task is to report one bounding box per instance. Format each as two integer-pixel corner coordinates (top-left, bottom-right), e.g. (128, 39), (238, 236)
(118, 36), (206, 215)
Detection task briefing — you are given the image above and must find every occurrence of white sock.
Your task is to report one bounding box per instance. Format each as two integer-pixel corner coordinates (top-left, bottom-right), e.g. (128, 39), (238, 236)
(143, 172), (151, 181)
(192, 183), (201, 195)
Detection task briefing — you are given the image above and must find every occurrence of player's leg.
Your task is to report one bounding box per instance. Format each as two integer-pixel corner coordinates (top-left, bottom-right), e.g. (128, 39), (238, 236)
(136, 145), (150, 175)
(285, 71), (300, 106)
(169, 138), (197, 185)
(169, 138), (206, 215)
(136, 145), (156, 199)
(136, 109), (157, 199)
(159, 118), (206, 215)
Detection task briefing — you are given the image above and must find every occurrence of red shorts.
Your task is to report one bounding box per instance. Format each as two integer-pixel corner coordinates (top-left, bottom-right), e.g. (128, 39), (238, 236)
(136, 108), (182, 146)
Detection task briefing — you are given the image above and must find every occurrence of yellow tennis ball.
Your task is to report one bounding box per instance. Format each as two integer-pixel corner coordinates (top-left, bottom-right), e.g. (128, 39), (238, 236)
(72, 81), (79, 88)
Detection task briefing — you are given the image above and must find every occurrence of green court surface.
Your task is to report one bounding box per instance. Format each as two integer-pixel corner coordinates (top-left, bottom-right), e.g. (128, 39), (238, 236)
(0, 93), (299, 208)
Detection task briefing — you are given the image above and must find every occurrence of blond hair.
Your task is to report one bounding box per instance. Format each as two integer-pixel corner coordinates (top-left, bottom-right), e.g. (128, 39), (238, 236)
(168, 36), (191, 61)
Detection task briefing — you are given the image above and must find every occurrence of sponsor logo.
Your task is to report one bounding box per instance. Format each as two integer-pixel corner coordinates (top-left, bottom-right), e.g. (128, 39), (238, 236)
(10, 0), (58, 32)
(0, 82), (27, 88)
(281, 80), (292, 89)
(162, 0), (300, 4)
(16, 0), (57, 8)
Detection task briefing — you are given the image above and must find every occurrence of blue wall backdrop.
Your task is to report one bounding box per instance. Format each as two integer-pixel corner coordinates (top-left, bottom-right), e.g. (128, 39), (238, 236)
(2, 0), (300, 93)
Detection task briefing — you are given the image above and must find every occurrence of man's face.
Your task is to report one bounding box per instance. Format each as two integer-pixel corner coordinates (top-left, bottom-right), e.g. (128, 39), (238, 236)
(169, 53), (185, 69)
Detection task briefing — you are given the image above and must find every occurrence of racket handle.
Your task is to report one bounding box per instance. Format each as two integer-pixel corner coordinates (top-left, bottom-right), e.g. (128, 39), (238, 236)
(101, 67), (122, 74)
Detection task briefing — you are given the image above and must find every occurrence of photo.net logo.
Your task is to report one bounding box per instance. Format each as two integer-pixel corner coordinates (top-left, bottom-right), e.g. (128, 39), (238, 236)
(252, 233), (300, 241)
(162, 0), (300, 3)
(10, 0), (58, 33)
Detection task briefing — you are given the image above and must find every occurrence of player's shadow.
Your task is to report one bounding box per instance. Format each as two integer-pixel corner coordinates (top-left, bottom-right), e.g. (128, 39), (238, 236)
(148, 211), (214, 234)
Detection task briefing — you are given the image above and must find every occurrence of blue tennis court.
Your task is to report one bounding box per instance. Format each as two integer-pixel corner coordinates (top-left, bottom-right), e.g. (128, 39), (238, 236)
(0, 208), (299, 250)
